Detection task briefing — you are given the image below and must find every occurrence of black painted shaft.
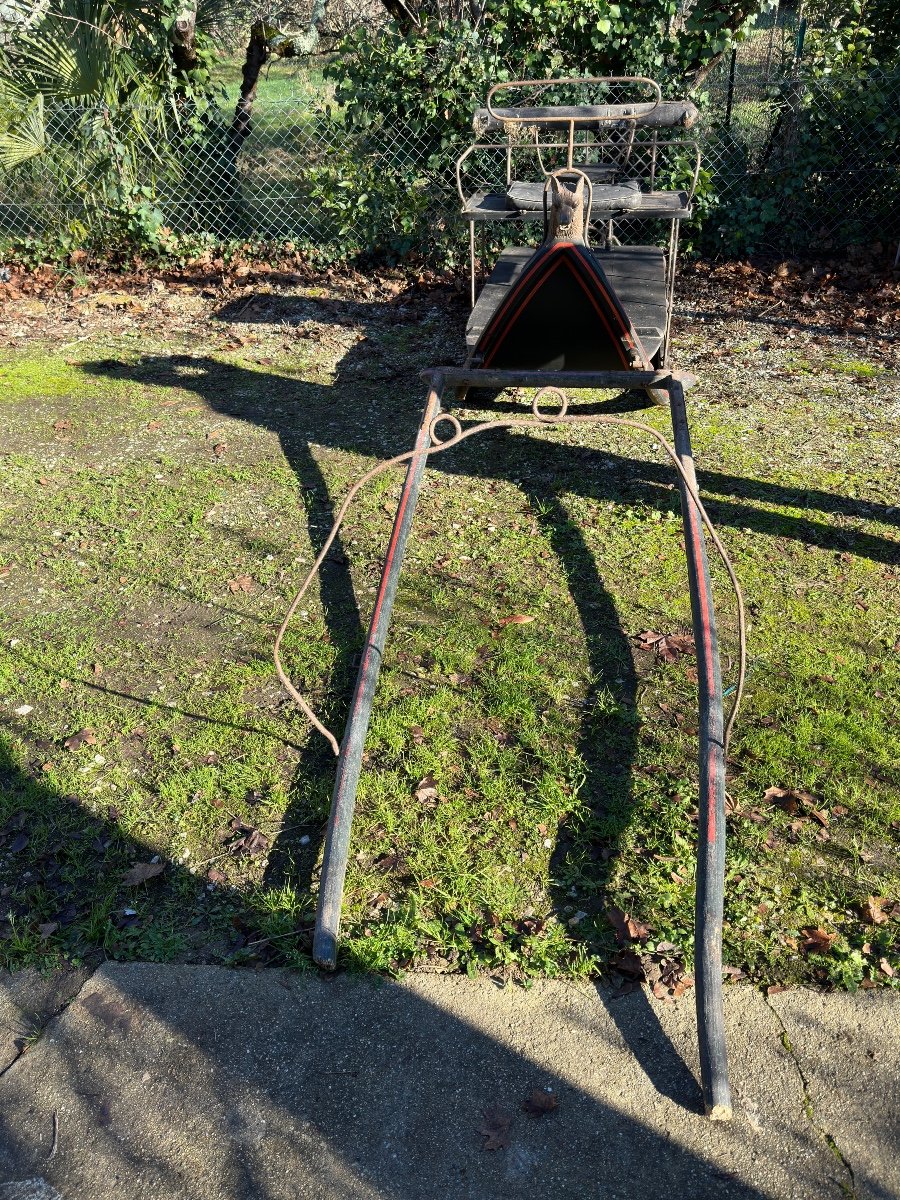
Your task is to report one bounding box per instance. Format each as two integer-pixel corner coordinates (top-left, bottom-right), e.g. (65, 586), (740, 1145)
(669, 379), (733, 1120)
(313, 377), (444, 969)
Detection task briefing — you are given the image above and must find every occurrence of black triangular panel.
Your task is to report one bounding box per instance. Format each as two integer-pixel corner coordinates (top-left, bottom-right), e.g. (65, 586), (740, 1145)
(474, 242), (651, 373)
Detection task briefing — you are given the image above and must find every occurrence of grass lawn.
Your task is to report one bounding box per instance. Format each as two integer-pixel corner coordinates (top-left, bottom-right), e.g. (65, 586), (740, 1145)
(0, 270), (897, 992)
(210, 51), (335, 107)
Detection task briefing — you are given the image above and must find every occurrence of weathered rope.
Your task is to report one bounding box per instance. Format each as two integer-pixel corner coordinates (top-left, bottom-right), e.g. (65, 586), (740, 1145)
(274, 386), (746, 758)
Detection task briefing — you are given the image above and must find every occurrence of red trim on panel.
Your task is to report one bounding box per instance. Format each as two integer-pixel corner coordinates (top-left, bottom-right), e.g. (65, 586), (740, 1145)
(479, 242), (649, 370)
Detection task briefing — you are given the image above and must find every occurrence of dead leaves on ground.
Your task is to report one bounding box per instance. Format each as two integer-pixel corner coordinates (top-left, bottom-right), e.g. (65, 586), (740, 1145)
(682, 252), (900, 333)
(64, 728), (97, 751)
(606, 905), (651, 945)
(479, 1089), (558, 1150)
(761, 786), (830, 841)
(604, 907), (693, 1002)
(225, 818), (269, 857)
(763, 786), (828, 826)
(611, 945), (695, 1003)
(800, 927), (838, 955)
(634, 630), (695, 663)
(495, 613), (534, 633)
(478, 1107), (512, 1151)
(121, 862), (165, 886)
(522, 1088), (559, 1117)
(860, 896), (890, 926)
(414, 774), (438, 804)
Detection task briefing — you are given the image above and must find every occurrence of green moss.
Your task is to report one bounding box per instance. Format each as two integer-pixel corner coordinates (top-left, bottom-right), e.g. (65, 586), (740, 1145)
(825, 356), (883, 377)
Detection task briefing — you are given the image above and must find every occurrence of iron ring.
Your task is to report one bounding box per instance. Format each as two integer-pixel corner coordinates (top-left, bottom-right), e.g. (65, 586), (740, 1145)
(531, 386), (569, 422)
(429, 413), (463, 445)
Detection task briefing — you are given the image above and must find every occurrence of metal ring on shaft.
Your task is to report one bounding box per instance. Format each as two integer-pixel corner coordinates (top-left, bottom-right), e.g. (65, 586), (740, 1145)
(429, 413), (463, 444)
(531, 386), (569, 421)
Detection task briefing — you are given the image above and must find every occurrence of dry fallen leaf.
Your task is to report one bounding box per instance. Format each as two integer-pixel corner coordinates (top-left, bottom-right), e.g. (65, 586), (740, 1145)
(606, 906), (650, 944)
(634, 630), (695, 662)
(626, 914), (651, 942)
(414, 774), (438, 803)
(801, 927), (838, 955)
(227, 820), (270, 857)
(522, 1089), (559, 1117)
(479, 1107), (512, 1151)
(861, 896), (889, 925)
(497, 614), (534, 627)
(763, 786), (823, 823)
(38, 921), (59, 938)
(121, 862), (165, 886)
(228, 575), (254, 593)
(878, 958), (894, 978)
(64, 728), (97, 751)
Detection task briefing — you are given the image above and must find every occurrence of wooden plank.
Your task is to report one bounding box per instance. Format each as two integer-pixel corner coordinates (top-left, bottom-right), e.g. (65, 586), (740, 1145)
(464, 189), (691, 222)
(429, 367), (680, 389)
(462, 191), (520, 220)
(598, 247), (668, 357)
(635, 191), (692, 219)
(466, 248), (533, 346)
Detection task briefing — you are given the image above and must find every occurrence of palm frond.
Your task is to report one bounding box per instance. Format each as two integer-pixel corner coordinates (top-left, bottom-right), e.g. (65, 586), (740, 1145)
(0, 91), (46, 167)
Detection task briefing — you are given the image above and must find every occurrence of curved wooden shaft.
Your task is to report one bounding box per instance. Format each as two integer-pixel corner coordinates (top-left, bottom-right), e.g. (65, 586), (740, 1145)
(669, 379), (732, 1120)
(313, 378), (444, 969)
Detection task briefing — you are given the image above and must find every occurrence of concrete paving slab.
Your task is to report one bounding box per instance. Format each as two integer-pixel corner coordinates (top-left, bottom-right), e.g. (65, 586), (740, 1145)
(0, 969), (92, 1073)
(770, 989), (900, 1200)
(0, 964), (888, 1199)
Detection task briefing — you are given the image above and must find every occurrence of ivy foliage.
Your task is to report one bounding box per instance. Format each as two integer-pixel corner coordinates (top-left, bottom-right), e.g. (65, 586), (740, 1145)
(309, 0), (772, 259)
(328, 0), (771, 150)
(714, 66), (900, 255)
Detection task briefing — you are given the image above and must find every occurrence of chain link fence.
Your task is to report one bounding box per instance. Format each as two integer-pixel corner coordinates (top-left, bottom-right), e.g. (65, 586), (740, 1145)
(1, 43), (897, 260)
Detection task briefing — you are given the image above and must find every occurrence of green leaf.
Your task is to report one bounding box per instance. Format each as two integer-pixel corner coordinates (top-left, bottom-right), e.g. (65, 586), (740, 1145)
(0, 93), (47, 168)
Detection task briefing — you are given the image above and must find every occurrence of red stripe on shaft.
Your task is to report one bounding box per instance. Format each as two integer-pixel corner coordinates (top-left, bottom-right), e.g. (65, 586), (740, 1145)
(686, 490), (718, 845)
(334, 399), (436, 818)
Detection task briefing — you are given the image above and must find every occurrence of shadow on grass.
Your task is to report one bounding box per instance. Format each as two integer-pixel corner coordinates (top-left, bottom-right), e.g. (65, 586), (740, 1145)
(46, 294), (896, 1116)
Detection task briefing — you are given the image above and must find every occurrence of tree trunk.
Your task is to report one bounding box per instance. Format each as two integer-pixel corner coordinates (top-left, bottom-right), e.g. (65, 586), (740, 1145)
(683, 0), (765, 89)
(230, 22), (271, 154)
(171, 7), (199, 77)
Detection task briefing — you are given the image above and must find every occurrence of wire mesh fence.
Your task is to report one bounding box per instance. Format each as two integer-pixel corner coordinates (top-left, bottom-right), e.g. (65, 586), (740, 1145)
(0, 49), (897, 261)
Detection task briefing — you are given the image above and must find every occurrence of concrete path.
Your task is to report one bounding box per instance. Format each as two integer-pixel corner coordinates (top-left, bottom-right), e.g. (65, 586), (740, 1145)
(0, 964), (895, 1200)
